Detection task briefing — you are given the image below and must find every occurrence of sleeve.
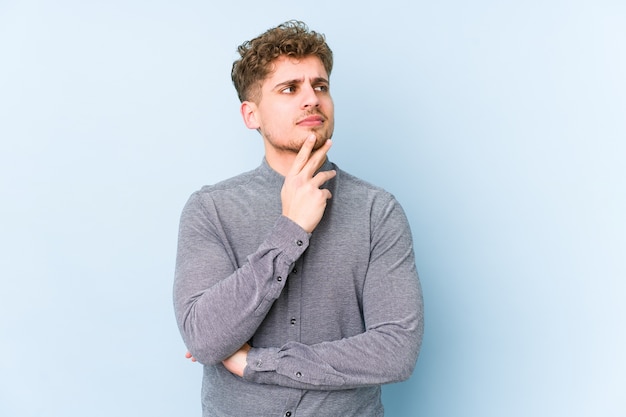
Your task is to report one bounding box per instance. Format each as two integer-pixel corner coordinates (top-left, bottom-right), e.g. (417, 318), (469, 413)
(242, 195), (424, 390)
(173, 191), (310, 365)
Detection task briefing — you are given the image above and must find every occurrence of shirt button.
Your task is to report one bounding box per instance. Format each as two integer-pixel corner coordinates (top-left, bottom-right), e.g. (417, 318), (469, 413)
(296, 240), (303, 246)
(277, 276), (282, 282)
(285, 412), (292, 417)
(295, 371), (302, 378)
(292, 268), (297, 274)
(290, 318), (296, 325)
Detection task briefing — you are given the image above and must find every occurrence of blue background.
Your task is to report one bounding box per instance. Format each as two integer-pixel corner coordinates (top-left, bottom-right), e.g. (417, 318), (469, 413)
(1, 1), (624, 416)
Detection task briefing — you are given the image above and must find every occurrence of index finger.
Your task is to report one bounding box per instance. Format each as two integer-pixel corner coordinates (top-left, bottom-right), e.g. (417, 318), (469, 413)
(301, 137), (332, 177)
(287, 134), (317, 176)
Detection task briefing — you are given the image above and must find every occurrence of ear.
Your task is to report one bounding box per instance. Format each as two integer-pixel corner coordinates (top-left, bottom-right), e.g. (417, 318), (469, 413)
(240, 101), (260, 130)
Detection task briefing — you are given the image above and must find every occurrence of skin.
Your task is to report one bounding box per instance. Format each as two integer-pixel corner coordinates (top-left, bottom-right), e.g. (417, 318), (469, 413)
(240, 55), (335, 176)
(187, 54), (338, 377)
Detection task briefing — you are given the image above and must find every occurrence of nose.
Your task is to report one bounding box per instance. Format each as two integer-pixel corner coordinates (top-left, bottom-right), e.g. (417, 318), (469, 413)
(301, 84), (320, 109)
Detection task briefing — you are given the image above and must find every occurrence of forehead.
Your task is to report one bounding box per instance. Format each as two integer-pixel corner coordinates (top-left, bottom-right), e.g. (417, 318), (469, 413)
(263, 55), (328, 87)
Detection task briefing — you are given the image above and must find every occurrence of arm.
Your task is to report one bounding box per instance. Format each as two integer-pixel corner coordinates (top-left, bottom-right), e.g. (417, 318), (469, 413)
(174, 206), (309, 365)
(174, 136), (336, 365)
(240, 195), (424, 390)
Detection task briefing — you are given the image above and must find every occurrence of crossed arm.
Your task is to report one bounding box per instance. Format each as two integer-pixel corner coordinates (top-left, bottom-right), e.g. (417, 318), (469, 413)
(185, 345), (249, 377)
(178, 135), (335, 374)
(183, 216), (423, 390)
(176, 135), (423, 389)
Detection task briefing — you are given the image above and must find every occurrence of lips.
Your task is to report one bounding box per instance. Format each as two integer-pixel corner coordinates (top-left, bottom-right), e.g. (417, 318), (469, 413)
(297, 114), (325, 126)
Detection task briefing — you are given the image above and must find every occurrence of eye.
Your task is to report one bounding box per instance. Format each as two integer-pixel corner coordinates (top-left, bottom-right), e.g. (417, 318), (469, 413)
(281, 86), (296, 94)
(314, 84), (329, 93)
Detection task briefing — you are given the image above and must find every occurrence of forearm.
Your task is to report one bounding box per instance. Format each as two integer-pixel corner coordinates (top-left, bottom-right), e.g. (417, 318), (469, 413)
(174, 209), (309, 365)
(242, 194), (424, 390)
(244, 313), (422, 390)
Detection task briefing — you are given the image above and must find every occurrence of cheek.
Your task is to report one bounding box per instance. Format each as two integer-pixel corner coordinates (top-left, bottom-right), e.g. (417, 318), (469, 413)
(262, 110), (292, 134)
(323, 98), (334, 114)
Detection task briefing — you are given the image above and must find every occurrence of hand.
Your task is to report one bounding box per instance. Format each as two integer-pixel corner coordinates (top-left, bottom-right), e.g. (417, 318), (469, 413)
(222, 343), (251, 377)
(281, 135), (336, 233)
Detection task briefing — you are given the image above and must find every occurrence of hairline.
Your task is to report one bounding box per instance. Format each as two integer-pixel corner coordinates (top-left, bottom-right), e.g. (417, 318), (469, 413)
(245, 54), (329, 104)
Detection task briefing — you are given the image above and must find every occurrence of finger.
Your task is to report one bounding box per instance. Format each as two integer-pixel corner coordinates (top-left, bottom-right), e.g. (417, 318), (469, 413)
(311, 169), (336, 189)
(185, 351), (192, 359)
(288, 135), (317, 176)
(302, 139), (332, 177)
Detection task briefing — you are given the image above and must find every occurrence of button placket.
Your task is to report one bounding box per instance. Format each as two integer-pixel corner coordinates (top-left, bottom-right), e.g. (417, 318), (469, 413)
(286, 260), (302, 342)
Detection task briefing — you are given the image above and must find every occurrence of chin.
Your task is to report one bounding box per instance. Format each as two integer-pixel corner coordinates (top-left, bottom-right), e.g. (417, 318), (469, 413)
(311, 130), (333, 149)
(311, 137), (328, 150)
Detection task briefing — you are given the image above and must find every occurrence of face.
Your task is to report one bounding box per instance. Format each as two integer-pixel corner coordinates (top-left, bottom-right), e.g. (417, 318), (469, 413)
(241, 55), (334, 154)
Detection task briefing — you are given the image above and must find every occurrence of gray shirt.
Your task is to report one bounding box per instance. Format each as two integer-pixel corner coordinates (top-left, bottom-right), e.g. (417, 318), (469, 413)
(174, 159), (423, 417)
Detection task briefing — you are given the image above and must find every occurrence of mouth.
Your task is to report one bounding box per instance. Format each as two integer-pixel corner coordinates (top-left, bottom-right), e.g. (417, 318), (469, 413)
(296, 115), (325, 127)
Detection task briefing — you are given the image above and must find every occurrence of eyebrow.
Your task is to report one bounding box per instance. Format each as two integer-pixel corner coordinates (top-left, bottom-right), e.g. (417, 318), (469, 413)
(272, 77), (329, 91)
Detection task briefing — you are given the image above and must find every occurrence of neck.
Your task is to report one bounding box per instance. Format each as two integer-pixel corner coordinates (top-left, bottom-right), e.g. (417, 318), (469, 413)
(263, 143), (299, 177)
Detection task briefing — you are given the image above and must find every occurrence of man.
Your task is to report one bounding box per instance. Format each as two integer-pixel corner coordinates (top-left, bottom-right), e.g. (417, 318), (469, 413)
(174, 20), (423, 417)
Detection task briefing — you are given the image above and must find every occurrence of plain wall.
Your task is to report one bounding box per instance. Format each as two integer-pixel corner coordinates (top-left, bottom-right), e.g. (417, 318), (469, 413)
(1, 1), (624, 416)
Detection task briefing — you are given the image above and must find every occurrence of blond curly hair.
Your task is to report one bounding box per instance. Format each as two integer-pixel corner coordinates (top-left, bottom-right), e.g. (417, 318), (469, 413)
(231, 20), (333, 102)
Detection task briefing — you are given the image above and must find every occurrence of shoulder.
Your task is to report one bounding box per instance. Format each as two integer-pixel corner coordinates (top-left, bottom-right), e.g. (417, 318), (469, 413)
(182, 167), (263, 214)
(197, 167), (260, 195)
(332, 163), (410, 228)
(192, 164), (271, 198)
(333, 164), (396, 205)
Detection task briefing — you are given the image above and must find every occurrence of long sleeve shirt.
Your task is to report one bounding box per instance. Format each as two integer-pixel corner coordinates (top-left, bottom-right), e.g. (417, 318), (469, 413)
(174, 158), (424, 417)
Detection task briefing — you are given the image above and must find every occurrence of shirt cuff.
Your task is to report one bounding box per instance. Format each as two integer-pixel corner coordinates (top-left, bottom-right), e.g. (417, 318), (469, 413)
(244, 347), (280, 375)
(267, 216), (311, 264)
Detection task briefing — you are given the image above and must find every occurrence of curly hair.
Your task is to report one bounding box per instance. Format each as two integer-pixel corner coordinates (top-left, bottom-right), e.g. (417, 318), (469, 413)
(231, 20), (333, 103)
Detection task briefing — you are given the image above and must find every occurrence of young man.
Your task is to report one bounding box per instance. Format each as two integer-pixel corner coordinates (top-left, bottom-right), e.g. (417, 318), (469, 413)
(174, 21), (424, 417)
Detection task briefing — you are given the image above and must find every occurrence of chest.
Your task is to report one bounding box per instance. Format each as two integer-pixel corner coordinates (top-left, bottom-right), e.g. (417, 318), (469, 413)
(219, 190), (373, 345)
